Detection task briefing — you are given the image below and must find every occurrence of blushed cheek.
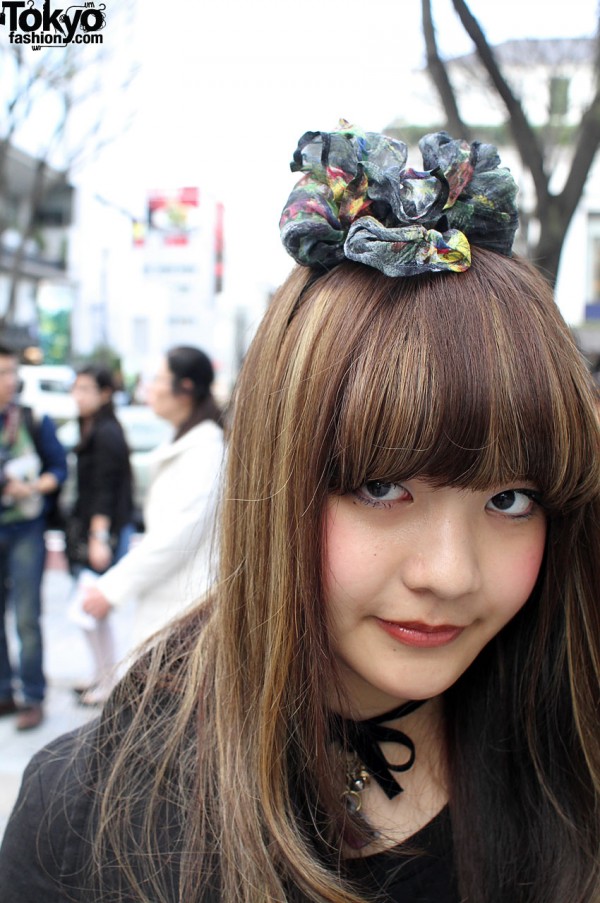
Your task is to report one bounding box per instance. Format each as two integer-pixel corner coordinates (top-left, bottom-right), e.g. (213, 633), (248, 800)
(505, 544), (546, 615)
(323, 505), (365, 605)
(323, 544), (360, 603)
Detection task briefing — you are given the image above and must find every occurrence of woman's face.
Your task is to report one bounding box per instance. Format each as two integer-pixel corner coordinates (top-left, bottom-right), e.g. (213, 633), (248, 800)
(71, 374), (108, 418)
(146, 357), (191, 426)
(324, 478), (547, 718)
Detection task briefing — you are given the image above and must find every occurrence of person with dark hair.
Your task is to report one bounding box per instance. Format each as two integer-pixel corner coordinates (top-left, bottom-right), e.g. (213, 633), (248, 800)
(0, 344), (67, 730)
(66, 366), (134, 705)
(1, 126), (600, 902)
(79, 346), (223, 645)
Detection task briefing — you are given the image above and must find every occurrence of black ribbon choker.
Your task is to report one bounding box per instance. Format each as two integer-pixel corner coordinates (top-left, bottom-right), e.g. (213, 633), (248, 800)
(334, 699), (427, 800)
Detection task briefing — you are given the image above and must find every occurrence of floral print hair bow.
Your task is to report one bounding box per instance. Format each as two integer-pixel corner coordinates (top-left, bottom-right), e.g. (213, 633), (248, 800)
(279, 121), (519, 277)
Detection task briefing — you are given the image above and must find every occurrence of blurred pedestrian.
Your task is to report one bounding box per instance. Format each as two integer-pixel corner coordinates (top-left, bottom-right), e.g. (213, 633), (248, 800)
(0, 343), (67, 730)
(67, 366), (134, 706)
(81, 346), (223, 646)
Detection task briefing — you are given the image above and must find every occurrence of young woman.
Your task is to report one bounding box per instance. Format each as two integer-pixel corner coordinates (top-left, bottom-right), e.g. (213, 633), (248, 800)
(1, 126), (599, 903)
(79, 345), (224, 646)
(67, 366), (134, 705)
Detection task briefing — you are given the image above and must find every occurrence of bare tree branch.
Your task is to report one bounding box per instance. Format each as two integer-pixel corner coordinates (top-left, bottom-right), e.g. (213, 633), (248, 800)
(556, 15), (600, 225)
(422, 0), (471, 138)
(421, 0), (600, 284)
(450, 0), (549, 203)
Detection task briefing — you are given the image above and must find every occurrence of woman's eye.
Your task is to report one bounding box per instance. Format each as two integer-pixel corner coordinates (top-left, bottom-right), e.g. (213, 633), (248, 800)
(355, 481), (410, 506)
(486, 489), (538, 517)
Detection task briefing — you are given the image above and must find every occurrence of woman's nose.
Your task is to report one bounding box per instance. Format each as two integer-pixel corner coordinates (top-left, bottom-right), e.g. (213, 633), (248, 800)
(398, 514), (482, 600)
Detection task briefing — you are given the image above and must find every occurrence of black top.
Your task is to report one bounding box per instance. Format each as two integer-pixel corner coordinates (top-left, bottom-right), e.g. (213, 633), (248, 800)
(0, 725), (459, 903)
(346, 807), (458, 902)
(73, 404), (133, 533)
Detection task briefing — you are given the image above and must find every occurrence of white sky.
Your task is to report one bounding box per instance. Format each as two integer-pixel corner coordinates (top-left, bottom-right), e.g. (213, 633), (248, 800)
(8, 0), (599, 296)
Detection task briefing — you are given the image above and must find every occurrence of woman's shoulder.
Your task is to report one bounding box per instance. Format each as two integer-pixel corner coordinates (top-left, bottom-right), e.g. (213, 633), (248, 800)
(90, 412), (129, 453)
(7, 720), (98, 823)
(181, 419), (223, 447)
(0, 722), (99, 903)
(162, 419), (224, 463)
(93, 410), (126, 438)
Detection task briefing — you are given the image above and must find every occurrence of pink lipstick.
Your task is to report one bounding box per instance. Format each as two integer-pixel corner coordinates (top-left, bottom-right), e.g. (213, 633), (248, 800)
(376, 618), (465, 648)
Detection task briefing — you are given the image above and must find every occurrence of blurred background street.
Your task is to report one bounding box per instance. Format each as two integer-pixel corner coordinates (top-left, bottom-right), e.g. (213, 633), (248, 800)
(0, 537), (134, 841)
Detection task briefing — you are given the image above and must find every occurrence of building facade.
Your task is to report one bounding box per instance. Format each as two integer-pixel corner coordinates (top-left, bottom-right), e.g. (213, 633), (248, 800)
(0, 145), (74, 361)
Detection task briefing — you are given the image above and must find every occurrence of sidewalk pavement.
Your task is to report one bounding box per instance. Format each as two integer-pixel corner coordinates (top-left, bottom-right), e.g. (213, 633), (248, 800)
(0, 537), (134, 841)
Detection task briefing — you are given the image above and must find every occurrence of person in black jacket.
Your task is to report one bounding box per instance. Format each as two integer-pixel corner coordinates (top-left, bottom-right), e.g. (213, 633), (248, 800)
(67, 365), (134, 705)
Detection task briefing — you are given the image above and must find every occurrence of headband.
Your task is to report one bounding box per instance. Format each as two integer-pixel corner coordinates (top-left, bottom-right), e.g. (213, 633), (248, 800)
(279, 121), (519, 277)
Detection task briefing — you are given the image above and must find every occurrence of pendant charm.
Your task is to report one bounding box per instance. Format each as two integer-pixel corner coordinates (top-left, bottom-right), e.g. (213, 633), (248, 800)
(342, 758), (370, 813)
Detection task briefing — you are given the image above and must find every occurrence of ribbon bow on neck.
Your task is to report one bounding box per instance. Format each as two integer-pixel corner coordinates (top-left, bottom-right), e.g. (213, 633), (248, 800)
(334, 699), (426, 800)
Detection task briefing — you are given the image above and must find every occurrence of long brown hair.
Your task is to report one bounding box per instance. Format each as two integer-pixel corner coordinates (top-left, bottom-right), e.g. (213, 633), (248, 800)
(89, 250), (600, 903)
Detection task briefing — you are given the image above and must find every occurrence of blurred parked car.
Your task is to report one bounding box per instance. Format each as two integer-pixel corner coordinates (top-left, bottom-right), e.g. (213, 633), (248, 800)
(18, 364), (77, 423)
(57, 405), (173, 526)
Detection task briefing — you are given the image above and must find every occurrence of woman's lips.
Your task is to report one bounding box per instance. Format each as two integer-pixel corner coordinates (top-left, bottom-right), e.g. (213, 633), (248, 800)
(376, 618), (465, 648)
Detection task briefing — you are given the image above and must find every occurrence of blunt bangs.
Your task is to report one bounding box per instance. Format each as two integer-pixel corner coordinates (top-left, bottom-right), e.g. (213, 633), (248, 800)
(297, 255), (599, 514)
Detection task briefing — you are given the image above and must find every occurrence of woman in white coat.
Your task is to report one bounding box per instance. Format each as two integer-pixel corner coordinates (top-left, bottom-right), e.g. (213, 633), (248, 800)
(82, 346), (224, 650)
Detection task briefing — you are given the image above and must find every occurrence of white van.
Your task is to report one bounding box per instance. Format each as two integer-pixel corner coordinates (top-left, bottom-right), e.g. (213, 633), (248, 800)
(18, 365), (77, 423)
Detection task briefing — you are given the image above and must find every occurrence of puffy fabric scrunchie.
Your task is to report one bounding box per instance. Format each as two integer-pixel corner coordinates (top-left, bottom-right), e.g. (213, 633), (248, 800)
(279, 121), (518, 277)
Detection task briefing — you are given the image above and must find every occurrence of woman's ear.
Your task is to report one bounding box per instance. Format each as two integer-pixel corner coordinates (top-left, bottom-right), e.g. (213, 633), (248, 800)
(177, 378), (195, 396)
